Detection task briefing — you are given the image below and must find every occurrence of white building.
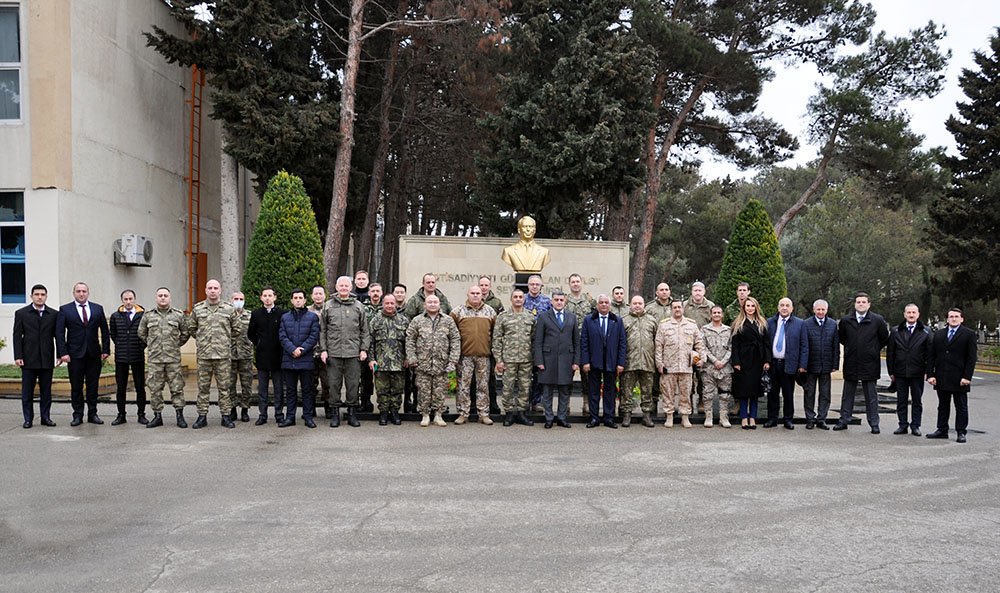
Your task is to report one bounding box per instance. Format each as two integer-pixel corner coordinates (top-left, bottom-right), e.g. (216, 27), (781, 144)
(0, 0), (253, 363)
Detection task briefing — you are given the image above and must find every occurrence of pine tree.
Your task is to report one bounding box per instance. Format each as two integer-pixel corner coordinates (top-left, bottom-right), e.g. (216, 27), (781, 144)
(242, 172), (326, 305)
(929, 30), (1000, 307)
(715, 199), (787, 317)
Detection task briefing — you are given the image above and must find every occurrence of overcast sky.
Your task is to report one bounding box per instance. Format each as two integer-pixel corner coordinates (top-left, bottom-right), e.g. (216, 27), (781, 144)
(700, 0), (999, 181)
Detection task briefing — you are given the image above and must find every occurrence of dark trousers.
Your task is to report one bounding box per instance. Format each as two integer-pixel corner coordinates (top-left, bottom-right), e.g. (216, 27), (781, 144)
(739, 398), (759, 419)
(542, 384), (570, 422)
(529, 367), (543, 408)
(68, 355), (102, 418)
(404, 368), (417, 410)
(115, 360), (146, 416)
(803, 372), (832, 422)
(284, 368), (315, 421)
(935, 390), (969, 434)
(588, 369), (616, 422)
(767, 359), (796, 421)
(257, 368), (284, 418)
(21, 368), (54, 423)
(359, 359), (374, 409)
(839, 379), (880, 428)
(895, 376), (924, 429)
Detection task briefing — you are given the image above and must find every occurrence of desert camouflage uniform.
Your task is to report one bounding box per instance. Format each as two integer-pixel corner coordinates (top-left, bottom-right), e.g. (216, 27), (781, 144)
(655, 317), (705, 415)
(405, 313), (460, 415)
(700, 322), (733, 415)
(622, 311), (658, 414)
(138, 306), (190, 412)
(230, 307), (254, 409)
(369, 310), (409, 413)
(493, 309), (535, 413)
(188, 300), (237, 415)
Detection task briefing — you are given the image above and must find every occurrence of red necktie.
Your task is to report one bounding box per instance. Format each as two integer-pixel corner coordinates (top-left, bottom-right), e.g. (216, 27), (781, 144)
(80, 303), (89, 325)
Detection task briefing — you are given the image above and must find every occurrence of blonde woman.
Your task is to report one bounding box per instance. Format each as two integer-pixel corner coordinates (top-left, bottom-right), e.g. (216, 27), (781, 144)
(730, 297), (772, 429)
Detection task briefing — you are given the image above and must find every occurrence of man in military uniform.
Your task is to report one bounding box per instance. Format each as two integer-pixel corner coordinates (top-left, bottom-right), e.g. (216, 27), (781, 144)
(229, 291), (254, 422)
(479, 276), (504, 415)
(725, 282), (751, 325)
(403, 273), (452, 319)
(451, 285), (497, 425)
(188, 279), (238, 429)
(320, 276), (370, 428)
(700, 305), (733, 428)
(368, 294), (408, 426)
(493, 290), (535, 426)
(310, 285), (330, 419)
(405, 295), (461, 427)
(646, 283), (673, 323)
(610, 286), (629, 318)
(655, 300), (705, 428)
(565, 273), (594, 417)
(359, 283), (383, 413)
(683, 281), (715, 413)
(623, 296), (658, 428)
(393, 283), (418, 414)
(523, 274), (551, 411)
(138, 287), (190, 428)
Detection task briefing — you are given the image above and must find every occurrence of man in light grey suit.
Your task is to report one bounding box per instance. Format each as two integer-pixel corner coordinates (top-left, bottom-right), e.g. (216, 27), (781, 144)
(533, 291), (579, 429)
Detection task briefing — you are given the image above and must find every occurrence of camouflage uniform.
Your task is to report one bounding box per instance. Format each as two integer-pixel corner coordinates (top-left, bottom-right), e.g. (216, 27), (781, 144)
(622, 311), (658, 414)
(646, 299), (673, 324)
(452, 301), (497, 418)
(137, 306), (190, 412)
(654, 317), (705, 416)
(482, 290), (505, 315)
(610, 300), (629, 319)
(359, 301), (382, 410)
(683, 297), (716, 410)
(492, 308), (535, 413)
(188, 300), (238, 416)
(405, 312), (461, 415)
(566, 293), (595, 413)
(402, 289), (452, 319)
(369, 310), (409, 413)
(309, 302), (330, 409)
(700, 322), (733, 418)
(523, 292), (551, 317)
(724, 299), (743, 325)
(230, 307), (254, 409)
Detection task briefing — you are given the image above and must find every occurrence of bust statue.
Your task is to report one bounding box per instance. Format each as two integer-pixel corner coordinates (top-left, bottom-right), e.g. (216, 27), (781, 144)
(501, 215), (551, 273)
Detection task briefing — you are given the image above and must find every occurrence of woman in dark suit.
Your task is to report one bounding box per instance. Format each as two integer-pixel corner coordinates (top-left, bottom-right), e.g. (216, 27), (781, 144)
(730, 297), (771, 429)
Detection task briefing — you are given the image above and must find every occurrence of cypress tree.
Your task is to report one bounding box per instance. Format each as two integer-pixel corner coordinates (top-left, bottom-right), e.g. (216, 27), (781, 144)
(242, 172), (326, 305)
(715, 199), (787, 317)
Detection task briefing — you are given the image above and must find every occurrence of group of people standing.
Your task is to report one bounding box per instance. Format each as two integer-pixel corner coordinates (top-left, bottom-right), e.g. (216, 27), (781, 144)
(13, 274), (978, 442)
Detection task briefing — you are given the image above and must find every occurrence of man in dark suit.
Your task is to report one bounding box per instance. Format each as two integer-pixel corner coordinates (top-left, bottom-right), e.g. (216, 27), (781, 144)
(109, 289), (147, 425)
(532, 291), (578, 429)
(803, 299), (838, 429)
(13, 284), (59, 428)
(248, 286), (285, 425)
(581, 294), (627, 429)
(834, 292), (889, 434)
(926, 308), (977, 443)
(886, 303), (930, 436)
(766, 297), (809, 429)
(56, 282), (111, 426)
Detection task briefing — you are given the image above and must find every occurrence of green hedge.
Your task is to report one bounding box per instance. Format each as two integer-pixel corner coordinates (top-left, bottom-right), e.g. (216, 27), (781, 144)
(715, 198), (787, 317)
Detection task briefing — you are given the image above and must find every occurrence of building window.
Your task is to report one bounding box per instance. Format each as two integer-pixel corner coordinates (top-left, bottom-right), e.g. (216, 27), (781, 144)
(0, 4), (20, 120)
(0, 191), (25, 303)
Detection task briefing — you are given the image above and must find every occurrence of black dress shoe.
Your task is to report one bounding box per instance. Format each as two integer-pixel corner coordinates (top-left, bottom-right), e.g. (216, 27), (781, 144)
(763, 420), (778, 428)
(893, 426), (909, 435)
(275, 414), (286, 424)
(137, 414), (148, 425)
(748, 423), (757, 430)
(379, 412), (388, 426)
(586, 419), (601, 428)
(911, 428), (921, 437)
(41, 418), (56, 427)
(147, 413), (163, 428)
(278, 418), (295, 428)
(956, 432), (967, 443)
(832, 422), (849, 431)
(544, 421), (553, 429)
(806, 421), (815, 430)
(515, 413), (535, 426)
(192, 415), (208, 429)
(741, 423), (750, 430)
(870, 427), (880, 434)
(603, 421), (618, 429)
(255, 416), (267, 426)
(88, 414), (104, 425)
(221, 416), (235, 429)
(815, 421), (830, 430)
(556, 419), (571, 428)
(304, 418), (317, 429)
(926, 429), (949, 439)
(22, 421), (31, 429)
(240, 408), (250, 422)
(389, 411), (402, 425)
(70, 416), (83, 427)
(783, 420), (795, 430)
(112, 414), (126, 426)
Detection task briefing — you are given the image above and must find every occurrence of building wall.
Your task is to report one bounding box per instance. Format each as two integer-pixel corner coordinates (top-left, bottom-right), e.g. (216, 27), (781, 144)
(0, 0), (244, 363)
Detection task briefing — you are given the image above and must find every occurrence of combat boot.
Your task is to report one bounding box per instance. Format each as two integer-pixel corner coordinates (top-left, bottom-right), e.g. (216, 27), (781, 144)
(454, 414), (468, 425)
(479, 414), (493, 425)
(641, 412), (654, 428)
(221, 414), (235, 429)
(146, 413), (163, 428)
(240, 408), (250, 422)
(503, 412), (514, 427)
(621, 411), (631, 428)
(420, 414), (431, 427)
(704, 409), (714, 428)
(229, 408), (237, 422)
(681, 414), (692, 428)
(664, 414), (674, 428)
(175, 409), (188, 429)
(720, 412), (731, 428)
(379, 412), (388, 426)
(346, 406), (361, 427)
(329, 407), (341, 428)
(515, 412), (534, 426)
(192, 415), (207, 429)
(389, 410), (402, 425)
(433, 412), (447, 427)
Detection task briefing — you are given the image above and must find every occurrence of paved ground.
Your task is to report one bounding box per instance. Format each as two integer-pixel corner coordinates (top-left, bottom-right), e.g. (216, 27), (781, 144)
(2, 369), (998, 593)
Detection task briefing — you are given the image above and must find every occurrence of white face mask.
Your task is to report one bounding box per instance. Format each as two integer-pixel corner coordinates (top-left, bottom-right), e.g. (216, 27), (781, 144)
(232, 300), (245, 310)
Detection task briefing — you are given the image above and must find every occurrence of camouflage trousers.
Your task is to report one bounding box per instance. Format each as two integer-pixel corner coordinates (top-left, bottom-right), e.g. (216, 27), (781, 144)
(197, 358), (232, 416)
(374, 371), (405, 413)
(457, 356), (490, 416)
(660, 372), (693, 415)
(147, 362), (185, 412)
(415, 372), (447, 415)
(701, 368), (733, 416)
(621, 370), (655, 413)
(230, 358), (254, 409)
(499, 362), (532, 413)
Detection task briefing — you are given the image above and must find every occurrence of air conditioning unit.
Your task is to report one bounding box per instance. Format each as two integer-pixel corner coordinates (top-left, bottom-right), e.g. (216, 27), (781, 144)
(113, 234), (153, 267)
